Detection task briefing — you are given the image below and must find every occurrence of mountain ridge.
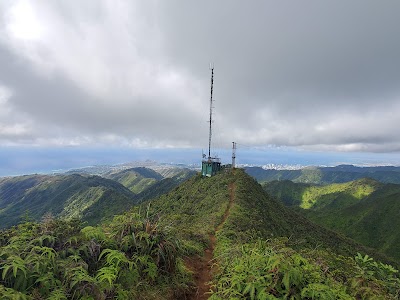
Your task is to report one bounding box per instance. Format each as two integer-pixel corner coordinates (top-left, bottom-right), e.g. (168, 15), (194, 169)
(0, 174), (138, 228)
(0, 167), (196, 228)
(146, 169), (393, 264)
(246, 165), (400, 184)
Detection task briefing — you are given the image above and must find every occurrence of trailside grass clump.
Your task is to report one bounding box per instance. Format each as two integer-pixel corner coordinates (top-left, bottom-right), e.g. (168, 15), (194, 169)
(212, 237), (400, 299)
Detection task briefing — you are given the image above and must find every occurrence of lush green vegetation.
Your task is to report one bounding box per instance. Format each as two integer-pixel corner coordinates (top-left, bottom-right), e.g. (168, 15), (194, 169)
(264, 178), (400, 262)
(155, 167), (196, 178)
(1, 168), (399, 298)
(146, 172), (233, 251)
(142, 169), (398, 298)
(0, 212), (191, 299)
(0, 174), (138, 228)
(135, 169), (197, 204)
(210, 170), (400, 299)
(104, 167), (163, 194)
(212, 238), (400, 299)
(264, 178), (380, 209)
(0, 168), (195, 229)
(246, 165), (400, 184)
(217, 172), (391, 262)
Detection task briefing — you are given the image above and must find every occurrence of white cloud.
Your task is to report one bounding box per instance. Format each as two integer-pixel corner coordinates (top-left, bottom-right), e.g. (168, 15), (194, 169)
(5, 1), (44, 41)
(0, 0), (399, 153)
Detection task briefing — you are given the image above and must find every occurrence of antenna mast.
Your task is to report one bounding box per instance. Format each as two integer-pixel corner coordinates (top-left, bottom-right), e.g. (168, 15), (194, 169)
(208, 65), (214, 159)
(201, 64), (221, 177)
(232, 142), (236, 168)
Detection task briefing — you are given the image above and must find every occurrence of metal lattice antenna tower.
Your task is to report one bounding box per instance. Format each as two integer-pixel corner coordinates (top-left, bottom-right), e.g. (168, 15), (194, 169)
(232, 142), (236, 168)
(208, 65), (214, 159)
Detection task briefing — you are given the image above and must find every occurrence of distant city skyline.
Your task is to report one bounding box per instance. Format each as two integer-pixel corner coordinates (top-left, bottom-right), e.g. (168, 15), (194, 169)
(2, 146), (400, 177)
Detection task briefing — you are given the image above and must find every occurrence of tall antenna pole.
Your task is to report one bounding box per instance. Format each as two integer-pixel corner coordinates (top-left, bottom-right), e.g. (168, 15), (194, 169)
(208, 65), (214, 159)
(232, 142), (236, 168)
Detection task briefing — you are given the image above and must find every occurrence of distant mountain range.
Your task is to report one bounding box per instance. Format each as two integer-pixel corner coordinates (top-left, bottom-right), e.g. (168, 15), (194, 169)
(245, 164), (400, 184)
(0, 167), (195, 228)
(64, 160), (198, 176)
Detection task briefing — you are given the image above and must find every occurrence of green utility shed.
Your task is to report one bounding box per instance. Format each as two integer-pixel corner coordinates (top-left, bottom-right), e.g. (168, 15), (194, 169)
(201, 158), (221, 177)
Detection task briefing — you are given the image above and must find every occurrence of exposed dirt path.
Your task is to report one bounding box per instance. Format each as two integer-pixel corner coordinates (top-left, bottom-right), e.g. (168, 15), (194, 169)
(185, 180), (236, 300)
(217, 182), (235, 232)
(184, 236), (215, 300)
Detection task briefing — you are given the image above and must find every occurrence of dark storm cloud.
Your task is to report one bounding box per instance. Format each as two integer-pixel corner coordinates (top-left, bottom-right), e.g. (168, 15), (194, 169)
(156, 0), (400, 151)
(0, 0), (400, 152)
(0, 1), (209, 147)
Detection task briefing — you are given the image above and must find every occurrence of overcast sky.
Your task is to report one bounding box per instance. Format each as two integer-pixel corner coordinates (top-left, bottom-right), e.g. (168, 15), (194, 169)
(1, 0), (400, 155)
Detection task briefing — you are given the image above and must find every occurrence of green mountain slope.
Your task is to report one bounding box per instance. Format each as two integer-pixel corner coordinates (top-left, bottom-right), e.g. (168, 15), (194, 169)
(103, 167), (196, 196)
(264, 178), (381, 209)
(144, 169), (398, 298)
(0, 174), (138, 228)
(146, 172), (232, 243)
(135, 169), (196, 204)
(264, 178), (400, 261)
(153, 167), (196, 178)
(0, 175), (47, 207)
(311, 184), (400, 262)
(1, 169), (399, 299)
(147, 170), (390, 263)
(104, 167), (163, 194)
(0, 168), (196, 229)
(246, 165), (400, 184)
(224, 172), (390, 260)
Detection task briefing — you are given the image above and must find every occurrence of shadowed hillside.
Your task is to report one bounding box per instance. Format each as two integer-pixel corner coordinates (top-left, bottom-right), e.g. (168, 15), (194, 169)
(264, 178), (400, 261)
(0, 174), (137, 228)
(0, 168), (196, 229)
(264, 178), (382, 209)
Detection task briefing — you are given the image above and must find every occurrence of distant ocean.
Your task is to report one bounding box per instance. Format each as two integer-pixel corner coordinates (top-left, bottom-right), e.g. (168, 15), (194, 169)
(0, 146), (399, 176)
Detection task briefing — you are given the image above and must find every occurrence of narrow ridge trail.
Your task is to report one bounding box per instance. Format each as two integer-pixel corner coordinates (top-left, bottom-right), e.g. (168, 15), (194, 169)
(186, 180), (236, 300)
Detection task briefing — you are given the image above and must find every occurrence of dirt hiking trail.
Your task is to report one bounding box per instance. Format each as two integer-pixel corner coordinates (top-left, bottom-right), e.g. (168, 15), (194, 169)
(186, 180), (236, 300)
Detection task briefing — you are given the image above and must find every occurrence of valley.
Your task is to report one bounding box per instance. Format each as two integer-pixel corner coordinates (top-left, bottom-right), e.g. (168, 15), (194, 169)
(0, 166), (399, 298)
(264, 178), (400, 261)
(0, 166), (195, 229)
